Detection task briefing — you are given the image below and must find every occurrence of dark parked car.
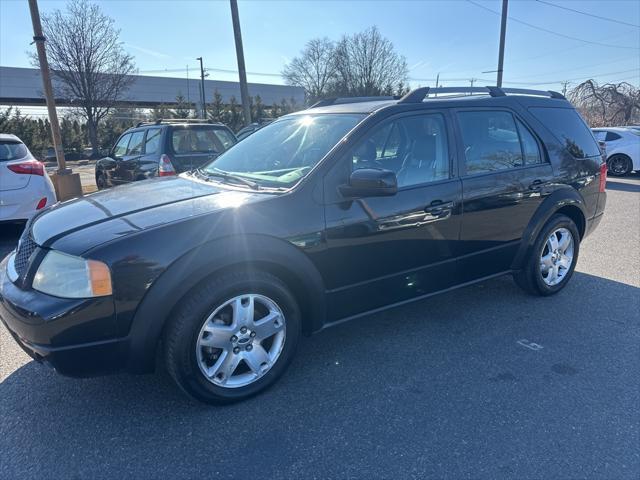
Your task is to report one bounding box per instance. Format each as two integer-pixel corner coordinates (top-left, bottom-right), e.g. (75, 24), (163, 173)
(95, 120), (237, 188)
(1, 87), (607, 404)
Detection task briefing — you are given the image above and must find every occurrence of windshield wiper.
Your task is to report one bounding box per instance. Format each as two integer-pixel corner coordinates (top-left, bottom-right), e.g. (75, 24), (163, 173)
(196, 168), (260, 190)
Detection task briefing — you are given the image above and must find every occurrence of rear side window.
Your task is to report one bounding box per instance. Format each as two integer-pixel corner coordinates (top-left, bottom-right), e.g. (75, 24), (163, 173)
(144, 128), (162, 154)
(113, 133), (131, 157)
(529, 107), (600, 158)
(0, 141), (29, 162)
(605, 131), (622, 141)
(458, 110), (523, 174)
(127, 131), (145, 155)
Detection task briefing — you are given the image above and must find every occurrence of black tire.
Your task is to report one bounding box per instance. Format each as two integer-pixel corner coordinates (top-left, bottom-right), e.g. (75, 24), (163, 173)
(513, 214), (580, 296)
(607, 154), (632, 177)
(96, 171), (107, 190)
(163, 269), (301, 404)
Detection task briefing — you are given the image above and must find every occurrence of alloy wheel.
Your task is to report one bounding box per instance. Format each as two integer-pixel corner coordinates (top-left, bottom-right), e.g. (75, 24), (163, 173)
(608, 156), (630, 176)
(196, 294), (286, 388)
(539, 227), (574, 286)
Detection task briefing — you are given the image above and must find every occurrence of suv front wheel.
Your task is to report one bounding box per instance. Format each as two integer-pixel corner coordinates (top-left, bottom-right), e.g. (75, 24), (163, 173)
(514, 214), (580, 296)
(163, 270), (301, 404)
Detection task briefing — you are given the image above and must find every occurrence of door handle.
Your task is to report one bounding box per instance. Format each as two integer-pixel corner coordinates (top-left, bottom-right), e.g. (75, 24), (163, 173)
(424, 200), (453, 216)
(528, 179), (544, 191)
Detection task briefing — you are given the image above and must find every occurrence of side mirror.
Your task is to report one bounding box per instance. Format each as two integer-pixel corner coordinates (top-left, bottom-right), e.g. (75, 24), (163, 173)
(339, 168), (398, 198)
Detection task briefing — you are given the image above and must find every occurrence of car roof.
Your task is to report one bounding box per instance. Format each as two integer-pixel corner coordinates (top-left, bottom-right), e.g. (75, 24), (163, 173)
(0, 133), (22, 142)
(131, 121), (228, 130)
(592, 127), (631, 133)
(290, 91), (570, 116)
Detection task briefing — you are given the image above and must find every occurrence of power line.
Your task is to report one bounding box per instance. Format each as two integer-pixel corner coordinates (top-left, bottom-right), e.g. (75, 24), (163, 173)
(466, 0), (640, 50)
(507, 55), (631, 80)
(535, 0), (640, 29)
(135, 65), (638, 89)
(515, 68), (640, 86)
(410, 67), (639, 88)
(138, 66), (281, 78)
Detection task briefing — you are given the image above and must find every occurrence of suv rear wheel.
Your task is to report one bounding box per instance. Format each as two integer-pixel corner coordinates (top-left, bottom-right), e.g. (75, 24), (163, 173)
(514, 214), (580, 296)
(163, 269), (300, 404)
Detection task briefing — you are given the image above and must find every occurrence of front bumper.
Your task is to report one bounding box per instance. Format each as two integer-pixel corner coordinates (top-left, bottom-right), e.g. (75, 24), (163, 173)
(0, 255), (126, 377)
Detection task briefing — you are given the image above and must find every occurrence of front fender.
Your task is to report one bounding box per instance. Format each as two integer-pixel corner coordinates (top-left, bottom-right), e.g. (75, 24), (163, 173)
(125, 234), (326, 373)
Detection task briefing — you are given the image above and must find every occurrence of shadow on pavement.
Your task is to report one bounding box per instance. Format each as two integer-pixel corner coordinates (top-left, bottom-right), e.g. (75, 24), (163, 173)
(1, 271), (638, 478)
(606, 179), (640, 193)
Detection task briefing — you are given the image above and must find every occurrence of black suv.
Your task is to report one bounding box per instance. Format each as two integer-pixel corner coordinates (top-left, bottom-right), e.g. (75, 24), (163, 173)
(95, 120), (237, 188)
(0, 87), (607, 404)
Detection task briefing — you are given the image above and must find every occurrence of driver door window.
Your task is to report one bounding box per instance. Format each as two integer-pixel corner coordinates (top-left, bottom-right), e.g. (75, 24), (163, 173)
(112, 133), (131, 157)
(351, 113), (450, 188)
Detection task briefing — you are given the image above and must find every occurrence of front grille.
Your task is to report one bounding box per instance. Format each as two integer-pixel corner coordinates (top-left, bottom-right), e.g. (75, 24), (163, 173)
(14, 232), (37, 277)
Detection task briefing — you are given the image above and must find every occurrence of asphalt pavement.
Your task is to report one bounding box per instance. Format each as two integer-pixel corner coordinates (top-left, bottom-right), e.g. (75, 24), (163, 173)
(1, 175), (638, 479)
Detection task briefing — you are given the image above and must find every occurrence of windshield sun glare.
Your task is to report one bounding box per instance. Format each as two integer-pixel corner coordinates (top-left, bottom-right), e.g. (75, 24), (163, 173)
(203, 114), (364, 188)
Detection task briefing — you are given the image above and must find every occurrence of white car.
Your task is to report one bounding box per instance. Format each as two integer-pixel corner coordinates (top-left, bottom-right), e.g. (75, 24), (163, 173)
(0, 134), (57, 223)
(591, 127), (640, 177)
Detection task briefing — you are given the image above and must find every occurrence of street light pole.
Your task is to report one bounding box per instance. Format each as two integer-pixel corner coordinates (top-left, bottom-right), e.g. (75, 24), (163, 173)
(496, 0), (509, 87)
(27, 0), (82, 200)
(196, 57), (207, 118)
(229, 0), (252, 127)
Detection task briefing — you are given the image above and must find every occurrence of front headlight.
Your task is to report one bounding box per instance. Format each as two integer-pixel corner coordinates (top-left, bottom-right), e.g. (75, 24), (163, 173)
(32, 251), (112, 298)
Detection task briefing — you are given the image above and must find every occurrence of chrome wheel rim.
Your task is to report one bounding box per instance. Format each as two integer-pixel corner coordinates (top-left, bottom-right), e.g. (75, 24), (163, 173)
(196, 294), (286, 388)
(540, 227), (574, 286)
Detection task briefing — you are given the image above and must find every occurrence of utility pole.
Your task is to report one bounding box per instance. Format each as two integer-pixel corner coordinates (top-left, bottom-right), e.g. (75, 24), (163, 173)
(434, 73), (440, 97)
(186, 64), (190, 110)
(28, 0), (81, 200)
(561, 80), (570, 97)
(230, 0), (252, 126)
(496, 0), (509, 87)
(196, 57), (207, 118)
(469, 78), (477, 95)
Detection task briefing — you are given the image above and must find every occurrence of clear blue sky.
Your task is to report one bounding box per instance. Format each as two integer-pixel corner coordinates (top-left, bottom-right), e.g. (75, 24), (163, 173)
(1, 0), (639, 91)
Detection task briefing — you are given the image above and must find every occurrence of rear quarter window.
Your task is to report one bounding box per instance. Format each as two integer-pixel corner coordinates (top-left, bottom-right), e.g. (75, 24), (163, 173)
(529, 107), (600, 159)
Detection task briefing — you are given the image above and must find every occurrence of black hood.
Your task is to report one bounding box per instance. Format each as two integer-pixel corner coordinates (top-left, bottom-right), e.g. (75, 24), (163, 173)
(30, 176), (270, 251)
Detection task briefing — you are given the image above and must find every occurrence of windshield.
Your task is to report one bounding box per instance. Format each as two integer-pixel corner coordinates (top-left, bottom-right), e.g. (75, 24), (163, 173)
(0, 141), (29, 162)
(203, 114), (364, 188)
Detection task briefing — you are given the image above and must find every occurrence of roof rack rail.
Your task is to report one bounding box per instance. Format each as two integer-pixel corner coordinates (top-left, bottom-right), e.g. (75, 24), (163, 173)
(309, 95), (400, 108)
(135, 118), (223, 127)
(399, 86), (566, 103)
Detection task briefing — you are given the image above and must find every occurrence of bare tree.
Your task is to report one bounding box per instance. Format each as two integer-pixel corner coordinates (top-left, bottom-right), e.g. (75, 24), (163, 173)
(283, 28), (409, 102)
(569, 80), (640, 127)
(282, 38), (338, 102)
(33, 0), (136, 156)
(334, 26), (408, 97)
